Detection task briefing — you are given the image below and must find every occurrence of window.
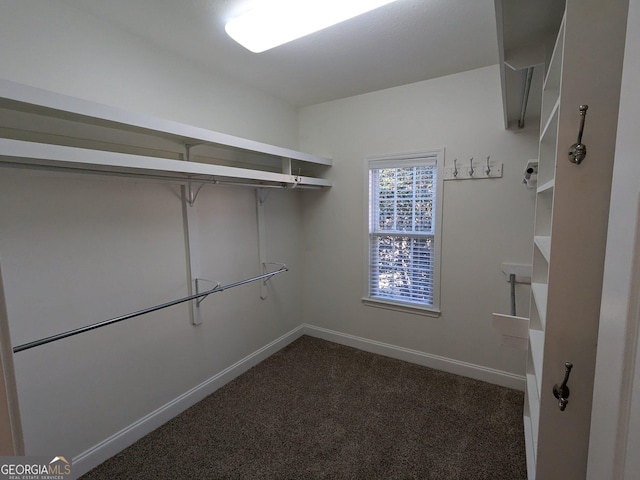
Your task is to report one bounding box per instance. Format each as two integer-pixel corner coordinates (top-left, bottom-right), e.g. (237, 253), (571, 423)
(366, 150), (443, 313)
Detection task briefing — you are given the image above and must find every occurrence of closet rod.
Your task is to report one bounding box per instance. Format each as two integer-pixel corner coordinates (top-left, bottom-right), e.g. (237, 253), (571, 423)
(12, 265), (288, 354)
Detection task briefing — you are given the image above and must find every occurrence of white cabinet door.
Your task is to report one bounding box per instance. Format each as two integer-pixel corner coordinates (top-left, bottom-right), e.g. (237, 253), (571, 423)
(526, 1), (629, 479)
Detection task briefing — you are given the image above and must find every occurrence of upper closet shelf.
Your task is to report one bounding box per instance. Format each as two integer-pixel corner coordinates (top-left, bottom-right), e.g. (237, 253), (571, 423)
(0, 139), (330, 188)
(0, 79), (332, 188)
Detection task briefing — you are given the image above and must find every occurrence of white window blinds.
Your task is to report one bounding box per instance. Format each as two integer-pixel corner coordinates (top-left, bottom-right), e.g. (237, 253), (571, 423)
(367, 152), (441, 309)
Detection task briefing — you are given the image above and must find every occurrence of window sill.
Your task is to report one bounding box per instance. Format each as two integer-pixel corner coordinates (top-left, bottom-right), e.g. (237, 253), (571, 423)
(361, 297), (441, 318)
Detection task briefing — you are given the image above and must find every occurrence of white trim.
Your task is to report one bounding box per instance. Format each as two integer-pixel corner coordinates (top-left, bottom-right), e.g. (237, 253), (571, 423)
(71, 325), (306, 478)
(0, 261), (25, 455)
(361, 297), (441, 317)
(588, 195), (640, 479)
(363, 148), (444, 311)
(587, 2), (640, 475)
(524, 414), (537, 480)
(618, 239), (640, 477)
(367, 155), (437, 170)
(301, 324), (525, 391)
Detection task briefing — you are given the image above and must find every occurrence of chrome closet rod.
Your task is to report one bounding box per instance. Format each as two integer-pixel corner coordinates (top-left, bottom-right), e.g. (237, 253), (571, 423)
(12, 265), (288, 353)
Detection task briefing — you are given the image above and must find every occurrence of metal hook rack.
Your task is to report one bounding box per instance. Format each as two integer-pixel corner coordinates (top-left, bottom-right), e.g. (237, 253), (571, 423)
(444, 156), (503, 180)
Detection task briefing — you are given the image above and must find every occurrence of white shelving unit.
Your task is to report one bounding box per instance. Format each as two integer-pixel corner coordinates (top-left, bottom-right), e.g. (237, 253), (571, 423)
(0, 79), (333, 328)
(530, 283), (547, 329)
(523, 1), (628, 478)
(0, 79), (332, 188)
(524, 10), (564, 471)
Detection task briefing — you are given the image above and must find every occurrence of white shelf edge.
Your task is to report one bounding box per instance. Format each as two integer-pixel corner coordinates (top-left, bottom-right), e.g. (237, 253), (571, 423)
(0, 139), (332, 188)
(524, 414), (537, 480)
(526, 373), (540, 437)
(492, 313), (529, 338)
(539, 97), (560, 142)
(537, 178), (555, 194)
(534, 236), (551, 263)
(531, 282), (548, 330)
(542, 13), (566, 90)
(529, 330), (545, 394)
(0, 78), (332, 167)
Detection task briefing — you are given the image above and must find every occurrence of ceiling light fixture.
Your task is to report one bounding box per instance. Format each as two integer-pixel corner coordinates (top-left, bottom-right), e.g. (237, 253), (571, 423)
(225, 0), (399, 53)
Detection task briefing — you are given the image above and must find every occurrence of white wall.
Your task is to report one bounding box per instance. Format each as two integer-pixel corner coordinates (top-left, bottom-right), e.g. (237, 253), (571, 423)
(0, 0), (306, 472)
(0, 0), (298, 149)
(299, 65), (538, 382)
(0, 171), (304, 465)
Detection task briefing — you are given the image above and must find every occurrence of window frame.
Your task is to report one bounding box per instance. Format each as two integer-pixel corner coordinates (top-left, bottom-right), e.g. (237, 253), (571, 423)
(363, 149), (444, 316)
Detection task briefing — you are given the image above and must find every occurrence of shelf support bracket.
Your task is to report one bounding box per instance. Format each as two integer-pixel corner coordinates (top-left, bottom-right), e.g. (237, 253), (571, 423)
(194, 278), (221, 306)
(256, 188), (269, 300)
(185, 144), (206, 206)
(282, 157), (292, 175)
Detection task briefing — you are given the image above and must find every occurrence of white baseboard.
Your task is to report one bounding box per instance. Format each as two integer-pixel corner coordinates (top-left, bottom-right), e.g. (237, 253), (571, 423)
(72, 323), (524, 477)
(301, 324), (526, 391)
(72, 324), (306, 478)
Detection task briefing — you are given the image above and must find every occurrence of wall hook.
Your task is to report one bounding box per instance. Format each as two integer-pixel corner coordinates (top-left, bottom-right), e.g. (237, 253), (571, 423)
(553, 362), (574, 411)
(453, 158), (458, 178)
(485, 156), (491, 175)
(568, 105), (589, 164)
(469, 157), (474, 177)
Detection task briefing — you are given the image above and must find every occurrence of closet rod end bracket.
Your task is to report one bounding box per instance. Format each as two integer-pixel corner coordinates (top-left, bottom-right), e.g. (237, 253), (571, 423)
(194, 278), (221, 307)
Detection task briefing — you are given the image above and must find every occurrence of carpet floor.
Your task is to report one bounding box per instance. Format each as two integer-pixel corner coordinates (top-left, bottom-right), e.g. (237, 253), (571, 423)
(80, 335), (527, 479)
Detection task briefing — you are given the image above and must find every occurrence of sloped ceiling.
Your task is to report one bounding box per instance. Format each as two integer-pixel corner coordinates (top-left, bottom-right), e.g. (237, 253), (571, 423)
(59, 0), (500, 107)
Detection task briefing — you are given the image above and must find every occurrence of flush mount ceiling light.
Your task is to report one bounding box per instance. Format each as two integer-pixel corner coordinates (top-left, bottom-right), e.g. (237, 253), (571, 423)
(225, 0), (400, 53)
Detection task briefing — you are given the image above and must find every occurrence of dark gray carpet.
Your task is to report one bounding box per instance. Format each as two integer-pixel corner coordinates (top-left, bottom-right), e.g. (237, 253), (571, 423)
(80, 336), (526, 479)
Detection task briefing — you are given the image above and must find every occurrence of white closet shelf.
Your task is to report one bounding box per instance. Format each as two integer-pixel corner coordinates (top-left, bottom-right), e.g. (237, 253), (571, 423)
(526, 372), (540, 452)
(531, 282), (548, 329)
(0, 79), (332, 187)
(542, 15), (565, 92)
(540, 98), (560, 143)
(524, 368), (540, 479)
(523, 414), (536, 480)
(537, 179), (555, 194)
(534, 236), (551, 263)
(0, 139), (331, 188)
(527, 373), (540, 422)
(529, 329), (545, 393)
